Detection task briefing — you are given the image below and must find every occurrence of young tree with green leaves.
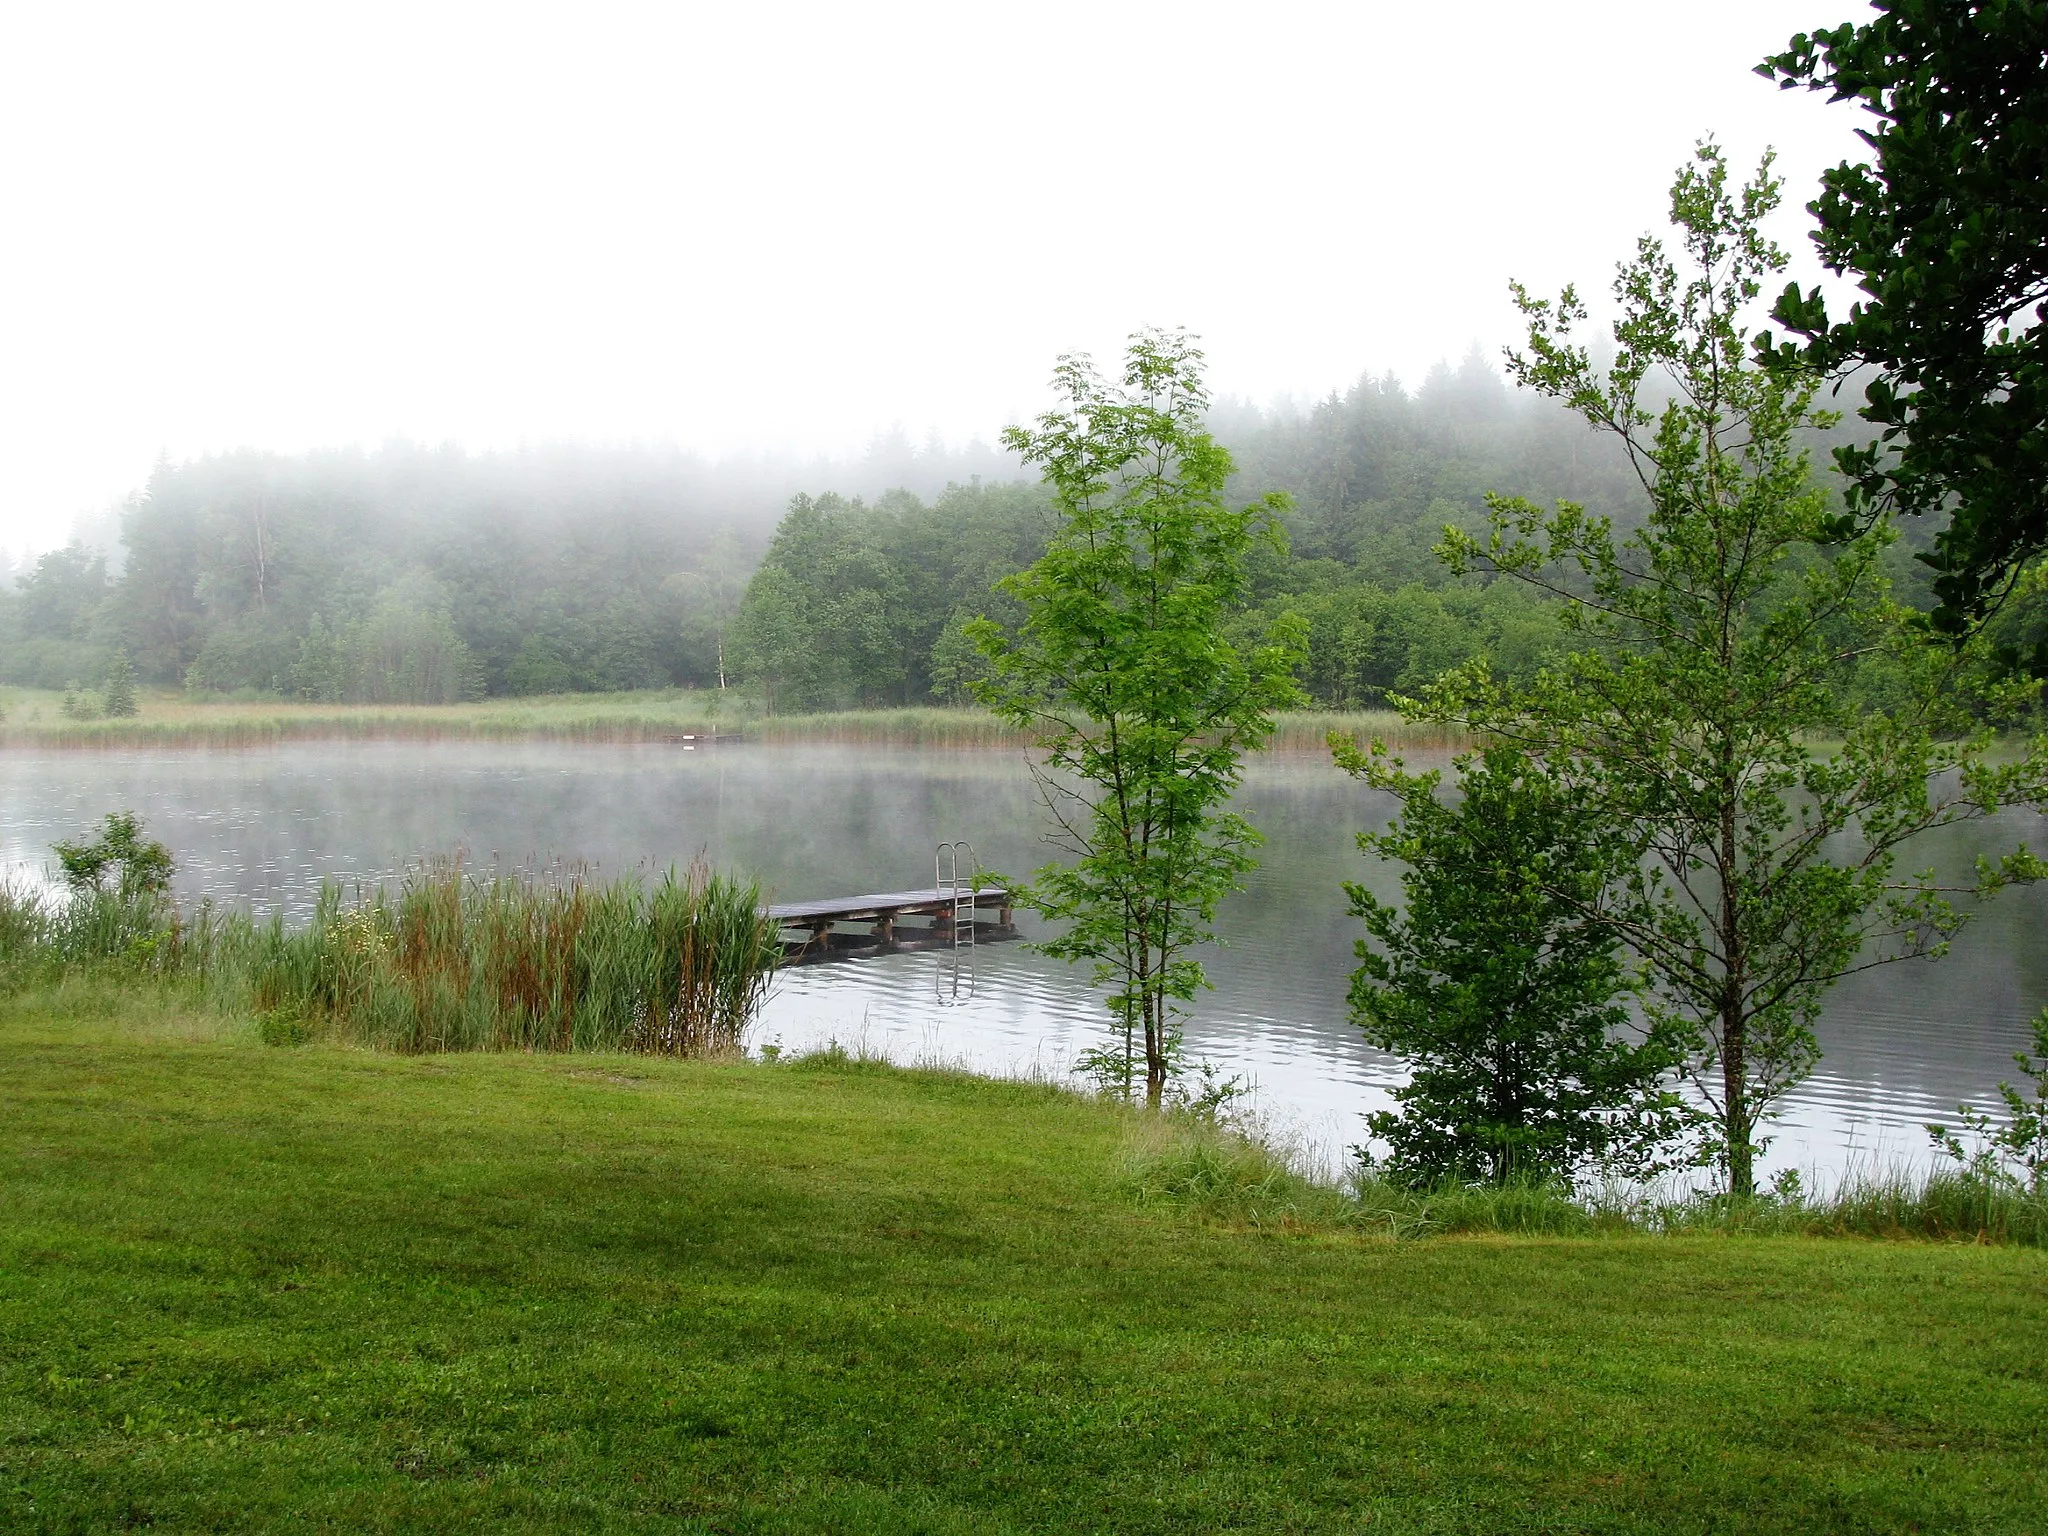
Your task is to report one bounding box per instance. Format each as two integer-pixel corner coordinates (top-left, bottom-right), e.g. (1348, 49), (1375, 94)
(971, 330), (1307, 1106)
(1420, 144), (2047, 1195)
(1336, 741), (1688, 1186)
(53, 812), (174, 899)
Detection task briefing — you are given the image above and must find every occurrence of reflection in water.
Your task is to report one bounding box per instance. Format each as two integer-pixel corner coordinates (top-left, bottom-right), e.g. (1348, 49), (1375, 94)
(3, 741), (2044, 1182)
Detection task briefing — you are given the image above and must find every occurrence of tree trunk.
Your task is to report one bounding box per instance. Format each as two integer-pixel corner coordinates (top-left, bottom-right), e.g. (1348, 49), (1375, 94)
(1143, 981), (1166, 1108)
(1722, 1001), (1752, 1197)
(1718, 756), (1752, 1197)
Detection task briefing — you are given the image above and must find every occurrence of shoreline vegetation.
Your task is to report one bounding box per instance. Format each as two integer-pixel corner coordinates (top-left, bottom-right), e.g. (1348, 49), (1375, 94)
(4, 862), (2044, 1248)
(0, 687), (1469, 753)
(2, 849), (784, 1059)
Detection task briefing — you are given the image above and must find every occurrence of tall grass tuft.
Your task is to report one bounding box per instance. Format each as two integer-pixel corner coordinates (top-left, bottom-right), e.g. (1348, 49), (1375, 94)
(1116, 1114), (2048, 1247)
(1643, 1169), (2048, 1245)
(245, 857), (781, 1055)
(0, 879), (239, 984)
(3, 855), (782, 1058)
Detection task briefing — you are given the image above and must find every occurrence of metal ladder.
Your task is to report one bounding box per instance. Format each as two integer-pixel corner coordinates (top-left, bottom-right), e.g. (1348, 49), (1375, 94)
(934, 841), (978, 1005)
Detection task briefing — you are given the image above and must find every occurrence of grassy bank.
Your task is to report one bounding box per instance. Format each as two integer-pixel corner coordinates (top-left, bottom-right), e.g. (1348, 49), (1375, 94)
(0, 686), (1461, 754)
(3, 990), (2044, 1532)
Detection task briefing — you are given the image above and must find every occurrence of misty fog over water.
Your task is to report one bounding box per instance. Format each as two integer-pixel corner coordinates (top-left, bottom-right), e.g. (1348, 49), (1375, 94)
(4, 740), (2043, 1184)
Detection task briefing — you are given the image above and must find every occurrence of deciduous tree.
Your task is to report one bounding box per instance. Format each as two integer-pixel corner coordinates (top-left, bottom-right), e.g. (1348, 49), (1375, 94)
(1425, 145), (2048, 1195)
(1761, 1), (2048, 627)
(972, 330), (1307, 1105)
(1337, 741), (1688, 1185)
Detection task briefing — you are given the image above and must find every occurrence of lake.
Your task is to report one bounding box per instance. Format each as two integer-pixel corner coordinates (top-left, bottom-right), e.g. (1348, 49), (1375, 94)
(4, 740), (2044, 1183)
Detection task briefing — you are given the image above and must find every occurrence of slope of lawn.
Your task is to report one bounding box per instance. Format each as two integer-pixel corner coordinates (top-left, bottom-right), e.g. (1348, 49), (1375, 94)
(1, 985), (2043, 1534)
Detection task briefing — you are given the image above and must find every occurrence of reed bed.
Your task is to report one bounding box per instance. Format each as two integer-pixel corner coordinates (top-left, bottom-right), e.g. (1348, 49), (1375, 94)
(751, 708), (1029, 748)
(0, 883), (233, 981)
(0, 857), (782, 1057)
(1, 688), (1469, 754)
(0, 689), (739, 749)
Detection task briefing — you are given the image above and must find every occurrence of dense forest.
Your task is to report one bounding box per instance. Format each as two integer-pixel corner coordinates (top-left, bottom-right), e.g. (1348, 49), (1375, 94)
(0, 434), (1011, 702)
(1, 348), (2000, 711)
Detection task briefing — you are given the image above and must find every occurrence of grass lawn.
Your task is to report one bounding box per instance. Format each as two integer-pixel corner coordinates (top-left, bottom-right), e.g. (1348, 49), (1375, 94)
(2, 990), (2043, 1533)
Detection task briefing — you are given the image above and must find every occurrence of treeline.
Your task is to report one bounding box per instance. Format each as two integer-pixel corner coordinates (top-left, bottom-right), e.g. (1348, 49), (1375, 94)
(0, 434), (1016, 701)
(8, 349), (2019, 710)
(725, 351), (1642, 711)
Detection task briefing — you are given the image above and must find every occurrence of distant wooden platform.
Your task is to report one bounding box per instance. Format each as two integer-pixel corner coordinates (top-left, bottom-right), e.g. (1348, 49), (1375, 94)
(767, 886), (1016, 965)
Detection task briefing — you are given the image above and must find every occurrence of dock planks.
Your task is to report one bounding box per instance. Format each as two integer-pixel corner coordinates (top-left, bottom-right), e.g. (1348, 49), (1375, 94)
(766, 886), (1016, 965)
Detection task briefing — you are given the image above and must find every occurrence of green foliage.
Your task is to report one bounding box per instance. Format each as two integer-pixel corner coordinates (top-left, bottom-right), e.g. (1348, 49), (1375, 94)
(720, 363), (1645, 714)
(1929, 1007), (2048, 1195)
(1117, 1110), (2048, 1246)
(256, 1008), (311, 1047)
(972, 330), (1308, 1105)
(99, 649), (138, 717)
(1222, 346), (1647, 577)
(664, 528), (751, 691)
(1429, 144), (2048, 1195)
(1980, 559), (2048, 693)
(52, 811), (174, 899)
(1119, 1117), (1361, 1229)
(6, 363), (1730, 712)
(15, 543), (110, 644)
(728, 483), (1050, 712)
(5, 817), (780, 1057)
(343, 573), (484, 704)
(69, 445), (787, 697)
(1242, 571), (1566, 708)
(57, 683), (100, 720)
(1761, 0), (2048, 626)
(1, 817), (217, 988)
(1337, 742), (1690, 1185)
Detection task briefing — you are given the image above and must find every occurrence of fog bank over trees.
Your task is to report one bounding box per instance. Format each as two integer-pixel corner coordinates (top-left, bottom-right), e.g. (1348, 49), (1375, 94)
(2, 348), (1933, 709)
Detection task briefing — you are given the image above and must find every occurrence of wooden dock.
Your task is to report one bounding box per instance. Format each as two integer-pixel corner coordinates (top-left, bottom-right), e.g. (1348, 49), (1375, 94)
(767, 886), (1016, 966)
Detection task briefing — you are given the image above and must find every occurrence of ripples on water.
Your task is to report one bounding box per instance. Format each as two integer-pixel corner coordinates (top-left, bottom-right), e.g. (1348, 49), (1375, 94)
(4, 741), (2044, 1184)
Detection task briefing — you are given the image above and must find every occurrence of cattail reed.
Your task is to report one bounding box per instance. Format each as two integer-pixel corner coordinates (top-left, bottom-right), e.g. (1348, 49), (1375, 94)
(246, 857), (781, 1055)
(0, 853), (780, 1058)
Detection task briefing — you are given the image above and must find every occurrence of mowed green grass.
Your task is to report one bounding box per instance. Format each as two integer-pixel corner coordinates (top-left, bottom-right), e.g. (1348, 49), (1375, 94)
(2, 991), (2043, 1533)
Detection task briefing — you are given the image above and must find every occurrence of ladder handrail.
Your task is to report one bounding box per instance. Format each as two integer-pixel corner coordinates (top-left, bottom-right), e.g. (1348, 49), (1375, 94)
(934, 840), (979, 1004)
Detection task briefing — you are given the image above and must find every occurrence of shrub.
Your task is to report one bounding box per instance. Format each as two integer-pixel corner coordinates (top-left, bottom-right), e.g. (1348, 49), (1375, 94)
(257, 1009), (311, 1047)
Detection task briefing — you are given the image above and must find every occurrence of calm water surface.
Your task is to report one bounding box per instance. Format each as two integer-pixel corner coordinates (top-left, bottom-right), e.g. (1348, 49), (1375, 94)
(4, 741), (2044, 1181)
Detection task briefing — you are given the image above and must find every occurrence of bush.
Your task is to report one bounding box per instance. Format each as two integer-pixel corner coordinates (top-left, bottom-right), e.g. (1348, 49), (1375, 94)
(257, 1009), (311, 1047)
(1337, 741), (1690, 1185)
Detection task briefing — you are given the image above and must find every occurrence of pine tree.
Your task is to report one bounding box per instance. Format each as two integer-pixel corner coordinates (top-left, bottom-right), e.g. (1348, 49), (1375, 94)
(101, 651), (139, 717)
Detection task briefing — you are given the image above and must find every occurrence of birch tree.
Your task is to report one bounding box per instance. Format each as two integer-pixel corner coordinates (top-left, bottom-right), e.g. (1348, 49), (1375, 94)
(1422, 144), (2048, 1194)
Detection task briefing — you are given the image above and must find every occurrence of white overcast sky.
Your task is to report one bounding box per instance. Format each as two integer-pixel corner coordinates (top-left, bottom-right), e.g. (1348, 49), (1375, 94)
(0, 1), (1871, 556)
